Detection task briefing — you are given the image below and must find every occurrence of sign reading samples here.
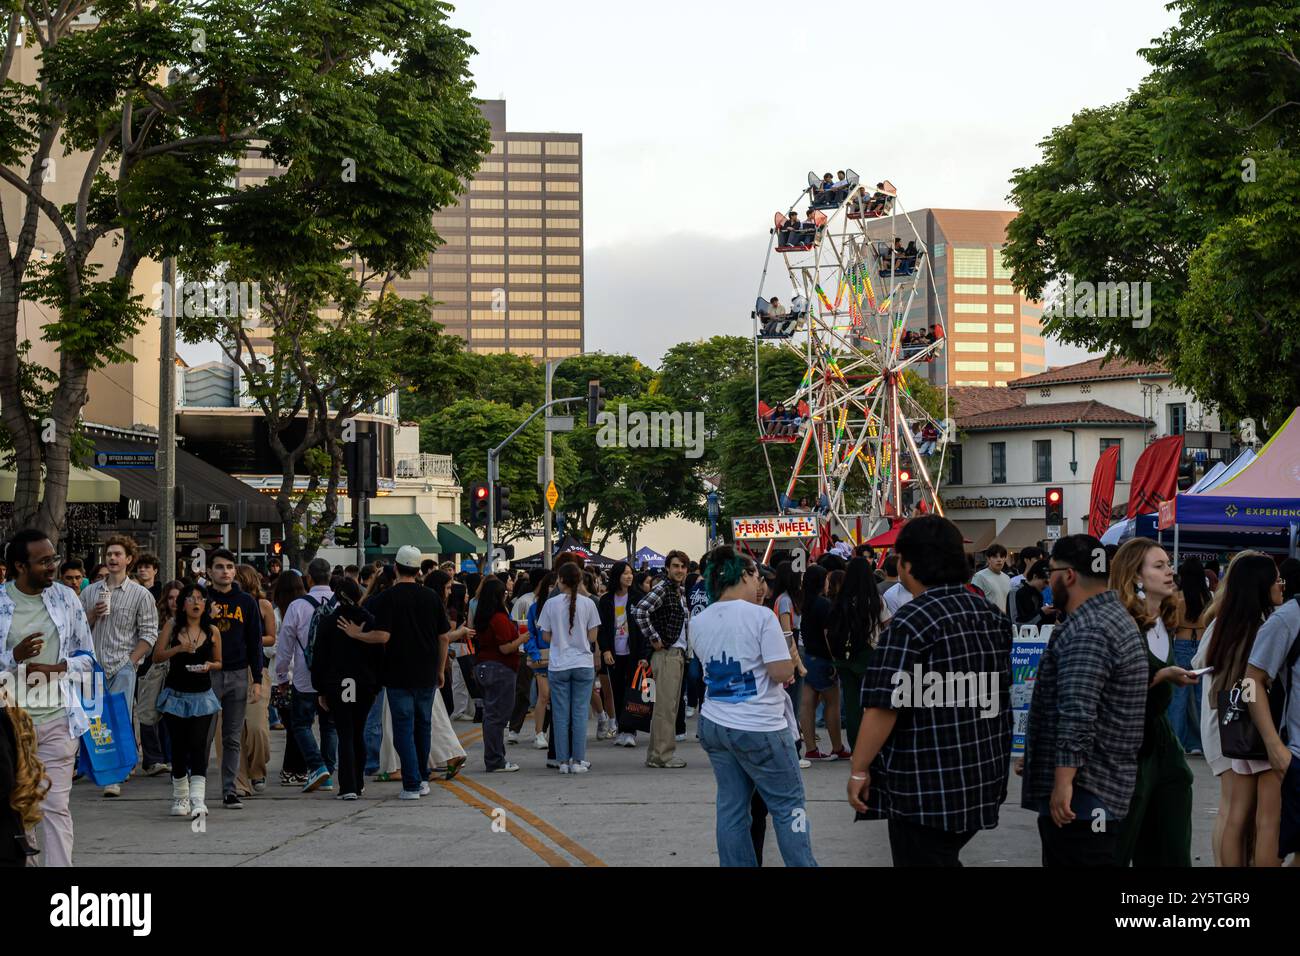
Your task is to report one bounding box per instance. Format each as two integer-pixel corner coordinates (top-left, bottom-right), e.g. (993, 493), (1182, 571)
(731, 515), (819, 540)
(942, 495), (1047, 510)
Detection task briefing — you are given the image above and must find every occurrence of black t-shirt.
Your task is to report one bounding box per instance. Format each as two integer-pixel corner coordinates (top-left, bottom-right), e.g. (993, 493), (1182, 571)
(801, 595), (834, 660)
(314, 601), (381, 695)
(368, 582), (450, 689)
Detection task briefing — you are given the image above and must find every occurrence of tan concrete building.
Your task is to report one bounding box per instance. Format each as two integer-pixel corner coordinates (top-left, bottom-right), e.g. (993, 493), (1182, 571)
(2, 29), (162, 432)
(235, 99), (585, 361)
(864, 208), (1046, 387)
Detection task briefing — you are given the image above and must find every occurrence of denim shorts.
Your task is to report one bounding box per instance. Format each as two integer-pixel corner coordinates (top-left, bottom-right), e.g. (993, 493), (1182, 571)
(803, 654), (838, 693)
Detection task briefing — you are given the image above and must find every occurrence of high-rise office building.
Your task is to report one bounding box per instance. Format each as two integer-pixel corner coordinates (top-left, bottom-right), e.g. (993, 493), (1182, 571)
(237, 99), (584, 360)
(863, 208), (1045, 387)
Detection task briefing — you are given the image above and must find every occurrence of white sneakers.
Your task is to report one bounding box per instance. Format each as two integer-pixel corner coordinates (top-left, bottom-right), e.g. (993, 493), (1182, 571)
(169, 777), (190, 817)
(533, 731), (548, 749)
(596, 715), (608, 738)
(491, 762), (520, 773)
(685, 706), (696, 717)
(675, 733), (687, 742)
(615, 733), (636, 747)
(418, 781), (431, 796)
(558, 760), (589, 775)
(190, 777), (208, 817)
(505, 729), (519, 745)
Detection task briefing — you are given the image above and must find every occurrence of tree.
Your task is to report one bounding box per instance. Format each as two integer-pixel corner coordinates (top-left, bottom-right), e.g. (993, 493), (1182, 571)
(1004, 0), (1300, 424)
(552, 352), (655, 407)
(560, 394), (705, 557)
(173, 1), (490, 564)
(399, 350), (544, 419)
(419, 398), (578, 546)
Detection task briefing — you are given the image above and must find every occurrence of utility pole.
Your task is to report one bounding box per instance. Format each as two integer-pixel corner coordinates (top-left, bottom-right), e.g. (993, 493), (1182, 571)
(543, 361), (555, 569)
(157, 255), (177, 577)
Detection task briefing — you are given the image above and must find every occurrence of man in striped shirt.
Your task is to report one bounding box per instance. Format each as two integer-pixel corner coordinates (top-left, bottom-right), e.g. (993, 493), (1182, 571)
(81, 534), (159, 797)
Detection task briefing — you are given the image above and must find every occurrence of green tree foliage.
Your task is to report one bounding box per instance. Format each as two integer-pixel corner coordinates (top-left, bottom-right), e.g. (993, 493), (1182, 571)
(1004, 0), (1300, 425)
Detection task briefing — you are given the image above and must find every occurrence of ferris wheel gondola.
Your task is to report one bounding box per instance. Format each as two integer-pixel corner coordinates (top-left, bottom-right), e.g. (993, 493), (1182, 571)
(751, 171), (950, 561)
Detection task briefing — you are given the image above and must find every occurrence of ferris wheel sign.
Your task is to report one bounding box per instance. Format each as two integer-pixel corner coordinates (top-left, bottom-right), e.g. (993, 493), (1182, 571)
(732, 515), (820, 541)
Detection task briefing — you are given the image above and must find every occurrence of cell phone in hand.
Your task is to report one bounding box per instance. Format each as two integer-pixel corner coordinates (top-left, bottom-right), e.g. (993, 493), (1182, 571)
(186, 664), (206, 673)
(1188, 666), (1214, 677)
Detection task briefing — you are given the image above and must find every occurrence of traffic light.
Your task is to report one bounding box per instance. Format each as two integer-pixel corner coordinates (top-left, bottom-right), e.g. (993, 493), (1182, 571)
(494, 483), (512, 523)
(369, 522), (389, 546)
(469, 482), (490, 527)
(1177, 458), (1196, 491)
(587, 379), (606, 426)
(1045, 487), (1064, 526)
(266, 539), (284, 558)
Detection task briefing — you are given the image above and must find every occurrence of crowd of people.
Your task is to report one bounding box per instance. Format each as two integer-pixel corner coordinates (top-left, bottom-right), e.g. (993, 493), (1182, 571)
(3, 521), (1298, 869)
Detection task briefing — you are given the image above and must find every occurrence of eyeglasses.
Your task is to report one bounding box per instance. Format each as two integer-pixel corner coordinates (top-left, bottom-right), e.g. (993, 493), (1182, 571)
(1046, 566), (1070, 577)
(185, 595), (206, 603)
(26, 555), (59, 568)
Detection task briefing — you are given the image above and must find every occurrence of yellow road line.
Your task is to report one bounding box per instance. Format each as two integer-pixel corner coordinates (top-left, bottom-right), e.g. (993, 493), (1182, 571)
(454, 774), (608, 868)
(458, 728), (483, 745)
(438, 779), (569, 867)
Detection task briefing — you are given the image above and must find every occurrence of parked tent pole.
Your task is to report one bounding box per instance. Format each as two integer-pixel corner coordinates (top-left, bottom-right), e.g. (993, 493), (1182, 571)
(1173, 522), (1180, 565)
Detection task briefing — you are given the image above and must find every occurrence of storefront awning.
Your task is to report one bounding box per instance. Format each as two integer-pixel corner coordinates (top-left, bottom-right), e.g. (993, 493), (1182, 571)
(996, 518), (1049, 550)
(436, 522), (487, 556)
(367, 513), (441, 557)
(0, 466), (119, 504)
(950, 519), (996, 552)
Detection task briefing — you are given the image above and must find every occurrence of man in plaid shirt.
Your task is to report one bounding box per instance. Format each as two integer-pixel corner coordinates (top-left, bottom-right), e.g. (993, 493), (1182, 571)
(847, 516), (1012, 866)
(1019, 534), (1147, 866)
(632, 551), (690, 768)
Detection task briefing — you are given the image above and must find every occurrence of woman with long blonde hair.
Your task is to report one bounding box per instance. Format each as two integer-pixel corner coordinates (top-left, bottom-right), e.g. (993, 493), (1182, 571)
(1109, 538), (1200, 866)
(1, 698), (48, 865)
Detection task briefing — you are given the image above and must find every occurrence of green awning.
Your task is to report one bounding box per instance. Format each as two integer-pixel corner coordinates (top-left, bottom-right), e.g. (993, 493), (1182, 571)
(437, 522), (487, 556)
(365, 513), (440, 557)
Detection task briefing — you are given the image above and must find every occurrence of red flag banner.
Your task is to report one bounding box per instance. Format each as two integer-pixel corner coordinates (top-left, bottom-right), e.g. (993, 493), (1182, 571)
(1088, 444), (1121, 538)
(1129, 435), (1185, 516)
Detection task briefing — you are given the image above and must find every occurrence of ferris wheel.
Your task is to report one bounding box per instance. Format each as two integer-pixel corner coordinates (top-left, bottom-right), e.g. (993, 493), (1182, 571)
(750, 170), (951, 561)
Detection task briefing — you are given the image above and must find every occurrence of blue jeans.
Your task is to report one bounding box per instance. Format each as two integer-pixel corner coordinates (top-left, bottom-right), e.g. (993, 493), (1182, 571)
(387, 686), (435, 792)
(549, 667), (595, 764)
(1168, 639), (1203, 753)
(698, 715), (817, 867)
(364, 689), (385, 775)
(290, 689), (337, 776)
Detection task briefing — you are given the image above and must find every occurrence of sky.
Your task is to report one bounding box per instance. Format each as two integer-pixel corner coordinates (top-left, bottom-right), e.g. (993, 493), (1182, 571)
(180, 0), (1181, 371)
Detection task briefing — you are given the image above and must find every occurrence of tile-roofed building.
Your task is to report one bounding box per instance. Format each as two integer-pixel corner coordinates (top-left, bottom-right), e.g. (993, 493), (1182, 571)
(958, 399), (1151, 431)
(1010, 356), (1168, 389)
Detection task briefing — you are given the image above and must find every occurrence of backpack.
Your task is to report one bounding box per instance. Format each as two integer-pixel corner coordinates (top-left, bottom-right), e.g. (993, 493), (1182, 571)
(295, 594), (336, 672)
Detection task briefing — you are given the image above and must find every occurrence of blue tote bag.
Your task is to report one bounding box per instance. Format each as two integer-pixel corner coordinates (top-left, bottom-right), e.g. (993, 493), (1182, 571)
(71, 651), (138, 786)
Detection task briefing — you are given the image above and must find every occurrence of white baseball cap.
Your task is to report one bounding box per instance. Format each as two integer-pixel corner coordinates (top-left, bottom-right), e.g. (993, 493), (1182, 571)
(395, 545), (423, 570)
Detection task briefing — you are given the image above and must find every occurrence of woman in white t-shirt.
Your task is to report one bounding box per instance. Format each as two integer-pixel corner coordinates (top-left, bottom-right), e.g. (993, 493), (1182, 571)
(692, 546), (817, 867)
(538, 563), (602, 774)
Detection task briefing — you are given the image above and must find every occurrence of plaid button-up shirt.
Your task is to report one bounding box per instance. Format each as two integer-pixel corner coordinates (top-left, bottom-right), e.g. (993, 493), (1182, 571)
(632, 577), (687, 652)
(859, 583), (1013, 833)
(1021, 589), (1148, 818)
(81, 577), (158, 678)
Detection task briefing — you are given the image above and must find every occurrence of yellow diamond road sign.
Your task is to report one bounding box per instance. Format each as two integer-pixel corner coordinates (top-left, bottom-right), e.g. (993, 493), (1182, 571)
(546, 481), (559, 510)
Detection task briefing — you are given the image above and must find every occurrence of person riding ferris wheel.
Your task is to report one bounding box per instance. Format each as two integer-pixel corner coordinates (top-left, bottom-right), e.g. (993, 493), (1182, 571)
(750, 168), (952, 562)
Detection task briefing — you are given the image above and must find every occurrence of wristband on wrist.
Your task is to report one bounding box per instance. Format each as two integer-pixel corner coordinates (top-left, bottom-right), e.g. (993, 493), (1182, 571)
(849, 773), (868, 781)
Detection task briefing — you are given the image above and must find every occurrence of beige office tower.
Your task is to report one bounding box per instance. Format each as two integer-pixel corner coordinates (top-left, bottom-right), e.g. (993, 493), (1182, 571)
(862, 208), (1046, 387)
(2, 21), (162, 431)
(238, 100), (585, 360)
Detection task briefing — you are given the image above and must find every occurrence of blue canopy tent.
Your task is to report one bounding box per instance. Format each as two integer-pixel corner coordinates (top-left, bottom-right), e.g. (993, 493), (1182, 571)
(633, 546), (666, 569)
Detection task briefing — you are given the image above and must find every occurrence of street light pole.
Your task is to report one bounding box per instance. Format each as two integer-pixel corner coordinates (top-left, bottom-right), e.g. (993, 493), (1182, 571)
(158, 256), (177, 577)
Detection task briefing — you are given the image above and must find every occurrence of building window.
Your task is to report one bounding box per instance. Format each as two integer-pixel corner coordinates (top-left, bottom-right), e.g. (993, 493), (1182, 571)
(547, 309), (581, 320)
(547, 181), (581, 193)
(509, 327), (544, 340)
(508, 217), (542, 229)
(470, 198), (504, 210)
(948, 444), (963, 485)
(508, 162), (541, 174)
(954, 361), (988, 371)
(470, 272), (504, 283)
(1101, 438), (1123, 480)
(547, 328), (583, 340)
(470, 235), (504, 247)
(508, 180), (542, 192)
(469, 179), (503, 193)
(508, 199), (542, 210)
(508, 291), (543, 303)
(547, 236), (581, 248)
(547, 291), (581, 303)
(544, 141), (580, 156)
(954, 322), (988, 334)
(994, 304), (1015, 315)
(548, 273), (581, 284)
(991, 442), (1007, 484)
(470, 217), (504, 229)
(511, 272), (543, 284)
(507, 141), (542, 155)
(954, 342), (988, 352)
(995, 361), (1016, 373)
(933, 242), (946, 258)
(1168, 403), (1186, 436)
(1034, 440), (1052, 482)
(953, 248), (987, 278)
(508, 235), (543, 247)
(545, 163), (580, 175)
(994, 322), (1014, 334)
(953, 284), (987, 294)
(992, 250), (1013, 280)
(509, 254), (542, 266)
(471, 254), (504, 265)
(547, 255), (581, 266)
(993, 284), (1015, 296)
(546, 199), (580, 211)
(547, 218), (580, 230)
(954, 302), (988, 314)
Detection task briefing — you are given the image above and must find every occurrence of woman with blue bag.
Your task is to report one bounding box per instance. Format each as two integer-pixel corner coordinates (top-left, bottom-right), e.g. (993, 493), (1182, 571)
(152, 584), (222, 818)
